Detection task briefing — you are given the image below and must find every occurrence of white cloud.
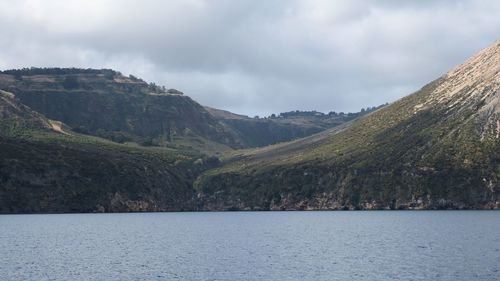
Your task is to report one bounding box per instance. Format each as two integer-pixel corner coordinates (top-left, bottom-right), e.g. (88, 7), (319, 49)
(0, 0), (499, 116)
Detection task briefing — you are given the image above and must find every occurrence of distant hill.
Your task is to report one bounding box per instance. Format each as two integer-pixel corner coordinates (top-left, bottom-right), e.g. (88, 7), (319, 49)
(206, 105), (384, 147)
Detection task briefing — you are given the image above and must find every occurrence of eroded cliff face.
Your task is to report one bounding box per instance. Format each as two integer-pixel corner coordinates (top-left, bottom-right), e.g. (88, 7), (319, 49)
(195, 162), (499, 211)
(198, 191), (500, 211)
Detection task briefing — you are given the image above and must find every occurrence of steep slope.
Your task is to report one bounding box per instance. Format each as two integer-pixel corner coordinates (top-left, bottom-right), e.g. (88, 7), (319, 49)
(196, 41), (500, 210)
(0, 89), (52, 133)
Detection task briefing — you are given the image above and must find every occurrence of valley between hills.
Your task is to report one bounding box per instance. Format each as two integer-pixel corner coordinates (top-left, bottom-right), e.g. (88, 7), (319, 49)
(0, 41), (499, 213)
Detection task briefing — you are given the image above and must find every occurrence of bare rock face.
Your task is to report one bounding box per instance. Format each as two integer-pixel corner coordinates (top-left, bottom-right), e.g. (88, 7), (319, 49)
(109, 192), (154, 212)
(430, 41), (499, 106)
(414, 40), (500, 140)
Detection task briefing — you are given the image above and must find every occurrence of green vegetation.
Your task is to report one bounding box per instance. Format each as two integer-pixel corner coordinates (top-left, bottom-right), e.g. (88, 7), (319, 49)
(0, 92), (214, 213)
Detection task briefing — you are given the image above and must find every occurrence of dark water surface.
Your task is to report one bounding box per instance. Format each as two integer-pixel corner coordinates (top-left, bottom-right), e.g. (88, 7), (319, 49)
(1, 211), (499, 280)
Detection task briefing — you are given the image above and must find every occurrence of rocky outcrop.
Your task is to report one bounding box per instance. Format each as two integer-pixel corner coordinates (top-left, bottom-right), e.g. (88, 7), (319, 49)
(197, 191), (500, 211)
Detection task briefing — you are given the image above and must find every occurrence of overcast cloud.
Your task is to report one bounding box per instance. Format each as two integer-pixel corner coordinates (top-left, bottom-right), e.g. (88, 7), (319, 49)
(0, 0), (499, 116)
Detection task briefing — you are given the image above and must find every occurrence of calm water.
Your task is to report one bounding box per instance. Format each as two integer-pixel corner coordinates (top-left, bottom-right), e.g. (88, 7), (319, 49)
(1, 211), (499, 281)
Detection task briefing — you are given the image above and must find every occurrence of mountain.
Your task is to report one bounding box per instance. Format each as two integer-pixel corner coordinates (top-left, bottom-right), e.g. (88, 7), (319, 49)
(195, 41), (500, 210)
(0, 68), (372, 153)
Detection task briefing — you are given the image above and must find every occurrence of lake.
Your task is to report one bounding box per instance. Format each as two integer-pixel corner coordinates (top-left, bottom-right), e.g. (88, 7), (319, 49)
(1, 211), (499, 280)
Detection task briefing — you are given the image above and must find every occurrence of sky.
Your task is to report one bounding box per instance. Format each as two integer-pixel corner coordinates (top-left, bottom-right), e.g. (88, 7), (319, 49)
(0, 0), (499, 116)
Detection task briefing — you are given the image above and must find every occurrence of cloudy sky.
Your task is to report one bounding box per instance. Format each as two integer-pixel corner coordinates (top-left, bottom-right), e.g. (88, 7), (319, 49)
(0, 0), (499, 116)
